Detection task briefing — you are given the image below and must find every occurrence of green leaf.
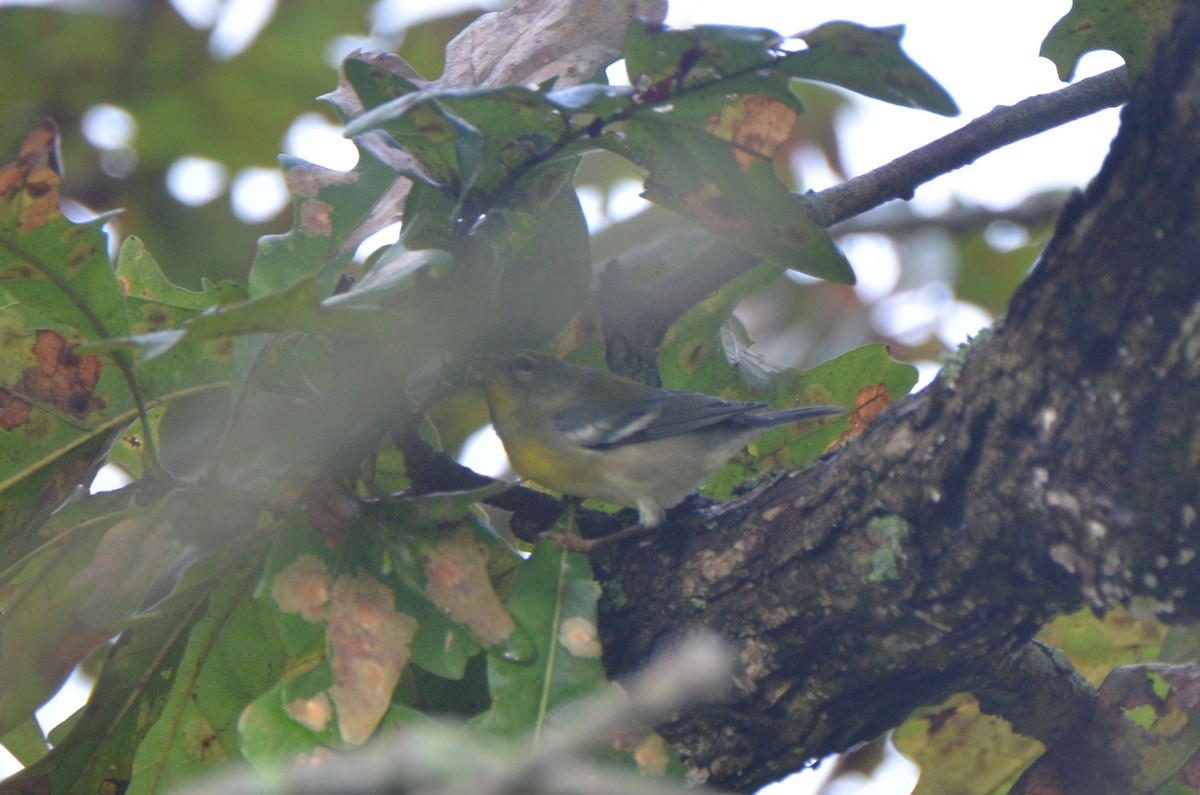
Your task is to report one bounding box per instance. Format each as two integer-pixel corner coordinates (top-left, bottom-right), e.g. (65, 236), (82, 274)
(699, 344), (914, 500)
(0, 434), (110, 557)
(621, 19), (956, 116)
(346, 86), (573, 209)
(456, 160), (593, 348)
(623, 23), (784, 86)
(605, 121), (854, 283)
(116, 236), (229, 314)
(0, 127), (227, 540)
(111, 237), (235, 420)
(0, 125), (134, 468)
(238, 668), (334, 766)
(471, 538), (606, 745)
(1, 537), (257, 794)
(339, 52), (427, 114)
(322, 248), (454, 310)
(344, 94), (476, 192)
(783, 22), (959, 116)
(385, 525), (523, 671)
(0, 717), (48, 767)
(0, 123), (128, 344)
(433, 88), (569, 204)
(252, 152), (400, 299)
(657, 259), (786, 378)
(118, 276), (387, 361)
(0, 485), (265, 741)
(0, 505), (150, 736)
(361, 485), (524, 671)
(1041, 0), (1179, 81)
(0, 315), (134, 485)
(657, 266), (916, 499)
(0, 214), (128, 342)
(127, 551), (281, 794)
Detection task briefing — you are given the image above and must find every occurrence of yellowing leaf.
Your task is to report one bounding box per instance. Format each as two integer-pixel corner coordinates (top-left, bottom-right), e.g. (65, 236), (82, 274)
(895, 694), (1043, 795)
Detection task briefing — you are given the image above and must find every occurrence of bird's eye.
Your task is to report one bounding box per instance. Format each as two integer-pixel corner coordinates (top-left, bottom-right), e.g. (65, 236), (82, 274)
(513, 355), (536, 375)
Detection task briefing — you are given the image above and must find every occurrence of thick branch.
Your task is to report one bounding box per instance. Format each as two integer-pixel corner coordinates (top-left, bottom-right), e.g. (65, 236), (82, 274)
(596, 14), (1200, 794)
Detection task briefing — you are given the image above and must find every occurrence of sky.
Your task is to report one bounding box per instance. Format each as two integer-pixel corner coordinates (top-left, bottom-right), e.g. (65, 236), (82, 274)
(0, 1), (1126, 791)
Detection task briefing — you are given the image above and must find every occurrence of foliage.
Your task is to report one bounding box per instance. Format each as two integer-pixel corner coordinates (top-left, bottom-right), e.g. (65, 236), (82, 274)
(0, 2), (1189, 795)
(1042, 0), (1180, 80)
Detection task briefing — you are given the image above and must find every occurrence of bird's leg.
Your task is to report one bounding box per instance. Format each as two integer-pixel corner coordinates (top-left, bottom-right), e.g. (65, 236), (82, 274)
(534, 495), (585, 549)
(536, 496), (657, 552)
(573, 520), (654, 550)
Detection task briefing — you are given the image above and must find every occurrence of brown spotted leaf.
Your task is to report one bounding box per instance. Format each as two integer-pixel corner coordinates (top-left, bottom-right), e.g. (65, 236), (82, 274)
(421, 529), (516, 648)
(0, 120), (61, 233)
(326, 573), (418, 744)
(0, 123), (142, 552)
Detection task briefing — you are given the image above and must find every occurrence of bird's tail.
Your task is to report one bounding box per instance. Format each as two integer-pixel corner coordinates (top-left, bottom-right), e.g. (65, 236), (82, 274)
(744, 404), (847, 427)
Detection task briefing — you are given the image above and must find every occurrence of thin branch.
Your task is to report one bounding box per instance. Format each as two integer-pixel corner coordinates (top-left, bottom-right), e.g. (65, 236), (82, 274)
(808, 67), (1130, 227)
(628, 68), (1131, 345)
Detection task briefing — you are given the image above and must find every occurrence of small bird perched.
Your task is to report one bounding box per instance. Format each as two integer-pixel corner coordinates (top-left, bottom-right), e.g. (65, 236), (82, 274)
(472, 350), (845, 547)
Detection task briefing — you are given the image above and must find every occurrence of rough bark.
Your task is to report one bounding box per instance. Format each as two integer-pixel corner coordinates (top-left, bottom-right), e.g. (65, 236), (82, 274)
(595, 6), (1200, 792)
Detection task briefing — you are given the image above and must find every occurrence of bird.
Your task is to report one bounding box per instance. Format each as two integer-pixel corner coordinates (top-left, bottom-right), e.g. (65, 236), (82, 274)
(472, 350), (845, 547)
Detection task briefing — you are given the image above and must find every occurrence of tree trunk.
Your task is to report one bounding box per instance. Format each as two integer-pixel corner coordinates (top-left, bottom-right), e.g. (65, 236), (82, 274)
(596, 6), (1200, 792)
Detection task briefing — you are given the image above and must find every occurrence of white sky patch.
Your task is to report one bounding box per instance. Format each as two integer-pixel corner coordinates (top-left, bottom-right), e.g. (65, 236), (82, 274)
(606, 178), (651, 222)
(230, 166), (288, 222)
(937, 301), (993, 348)
(843, 234), (901, 304)
(355, 221), (402, 262)
(872, 281), (954, 347)
(166, 156), (228, 206)
(459, 424), (512, 480)
(208, 0), (276, 59)
(984, 219), (1032, 252)
(81, 104), (137, 150)
(169, 0), (219, 28)
(285, 113), (360, 171)
(576, 185), (607, 233)
(90, 463), (132, 493)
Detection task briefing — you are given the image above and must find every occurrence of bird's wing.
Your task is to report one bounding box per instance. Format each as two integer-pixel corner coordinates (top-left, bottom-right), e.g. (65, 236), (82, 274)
(554, 391), (766, 448)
